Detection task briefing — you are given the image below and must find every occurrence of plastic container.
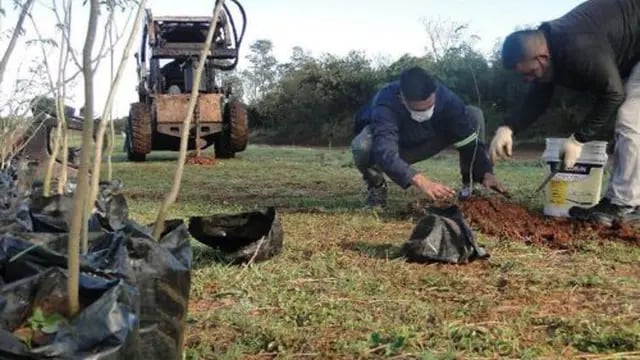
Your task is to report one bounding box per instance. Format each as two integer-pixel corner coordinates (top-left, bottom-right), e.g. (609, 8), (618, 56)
(541, 138), (608, 217)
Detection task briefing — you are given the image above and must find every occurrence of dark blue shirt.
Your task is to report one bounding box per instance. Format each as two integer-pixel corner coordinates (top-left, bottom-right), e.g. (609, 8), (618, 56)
(355, 81), (492, 188)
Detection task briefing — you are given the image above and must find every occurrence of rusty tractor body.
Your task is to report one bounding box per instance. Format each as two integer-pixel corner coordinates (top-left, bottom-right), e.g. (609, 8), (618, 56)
(126, 2), (248, 162)
(17, 97), (93, 180)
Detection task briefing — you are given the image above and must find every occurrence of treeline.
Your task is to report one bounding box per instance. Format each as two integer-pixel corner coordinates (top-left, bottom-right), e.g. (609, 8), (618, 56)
(227, 24), (599, 147)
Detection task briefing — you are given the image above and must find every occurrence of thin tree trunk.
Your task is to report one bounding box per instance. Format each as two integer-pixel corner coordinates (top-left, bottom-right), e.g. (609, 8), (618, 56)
(88, 0), (146, 210)
(44, 112), (63, 196)
(57, 122), (68, 194)
(107, 10), (115, 181)
(0, 0), (35, 86)
(107, 117), (115, 181)
(152, 0), (225, 240)
(48, 8), (71, 197)
(28, 11), (62, 197)
(67, 0), (99, 316)
(57, 0), (73, 194)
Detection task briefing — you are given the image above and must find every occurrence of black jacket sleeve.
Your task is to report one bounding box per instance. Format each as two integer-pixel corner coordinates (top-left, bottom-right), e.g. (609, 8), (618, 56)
(505, 82), (555, 134)
(571, 47), (625, 142)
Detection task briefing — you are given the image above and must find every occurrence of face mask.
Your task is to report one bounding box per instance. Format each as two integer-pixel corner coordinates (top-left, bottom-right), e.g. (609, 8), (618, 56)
(408, 105), (434, 122)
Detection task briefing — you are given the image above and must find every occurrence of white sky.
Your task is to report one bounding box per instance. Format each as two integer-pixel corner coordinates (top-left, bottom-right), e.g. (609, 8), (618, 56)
(0, 0), (584, 118)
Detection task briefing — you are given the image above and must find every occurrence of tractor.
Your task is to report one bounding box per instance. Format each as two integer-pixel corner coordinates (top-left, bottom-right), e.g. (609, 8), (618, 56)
(126, 1), (248, 161)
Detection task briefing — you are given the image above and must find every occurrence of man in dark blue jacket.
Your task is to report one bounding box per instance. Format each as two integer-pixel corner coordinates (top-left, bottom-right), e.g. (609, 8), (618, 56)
(352, 66), (505, 207)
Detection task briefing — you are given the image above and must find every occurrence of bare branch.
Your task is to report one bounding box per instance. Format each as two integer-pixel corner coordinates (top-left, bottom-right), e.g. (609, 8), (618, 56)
(88, 0), (146, 213)
(0, 0), (35, 86)
(51, 0), (81, 70)
(92, 5), (134, 75)
(91, 8), (114, 75)
(57, 0), (72, 193)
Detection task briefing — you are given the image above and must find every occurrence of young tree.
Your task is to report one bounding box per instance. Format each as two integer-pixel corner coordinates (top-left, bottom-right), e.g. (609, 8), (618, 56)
(87, 0), (146, 222)
(152, 0), (226, 240)
(67, 0), (99, 316)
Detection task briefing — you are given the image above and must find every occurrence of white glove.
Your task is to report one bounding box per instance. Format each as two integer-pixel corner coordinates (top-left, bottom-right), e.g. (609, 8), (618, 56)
(561, 134), (583, 169)
(489, 126), (513, 163)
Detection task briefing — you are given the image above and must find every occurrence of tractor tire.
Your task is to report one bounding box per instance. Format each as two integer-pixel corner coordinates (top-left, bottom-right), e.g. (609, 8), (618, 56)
(127, 102), (152, 162)
(215, 100), (248, 159)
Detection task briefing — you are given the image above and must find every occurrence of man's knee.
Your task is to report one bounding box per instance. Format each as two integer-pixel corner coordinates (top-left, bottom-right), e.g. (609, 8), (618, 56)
(351, 126), (373, 166)
(465, 105), (486, 143)
(616, 97), (640, 136)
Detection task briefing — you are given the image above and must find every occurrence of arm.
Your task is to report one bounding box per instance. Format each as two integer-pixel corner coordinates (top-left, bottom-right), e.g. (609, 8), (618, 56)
(370, 106), (417, 189)
(572, 51), (625, 142)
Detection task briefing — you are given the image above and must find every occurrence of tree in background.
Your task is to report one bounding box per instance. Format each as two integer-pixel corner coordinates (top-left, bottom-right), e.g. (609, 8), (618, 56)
(242, 39), (278, 103)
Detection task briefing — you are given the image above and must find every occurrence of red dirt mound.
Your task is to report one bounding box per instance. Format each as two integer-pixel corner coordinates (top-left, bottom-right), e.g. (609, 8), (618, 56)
(409, 197), (640, 249)
(186, 152), (216, 165)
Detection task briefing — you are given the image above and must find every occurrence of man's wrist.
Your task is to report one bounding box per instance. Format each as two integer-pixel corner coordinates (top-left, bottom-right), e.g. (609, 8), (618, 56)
(411, 173), (430, 186)
(572, 132), (587, 144)
(499, 125), (514, 135)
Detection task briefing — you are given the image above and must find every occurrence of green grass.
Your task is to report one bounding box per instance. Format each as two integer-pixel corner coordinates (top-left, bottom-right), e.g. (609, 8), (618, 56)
(107, 143), (640, 359)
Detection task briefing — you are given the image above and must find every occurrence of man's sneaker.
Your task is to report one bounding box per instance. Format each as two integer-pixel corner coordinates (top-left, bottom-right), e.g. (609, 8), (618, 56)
(458, 185), (472, 201)
(366, 181), (388, 208)
(569, 197), (637, 227)
(623, 207), (640, 229)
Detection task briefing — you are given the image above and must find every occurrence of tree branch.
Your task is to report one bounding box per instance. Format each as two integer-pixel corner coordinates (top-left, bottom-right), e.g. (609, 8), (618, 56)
(0, 0), (35, 86)
(88, 0), (147, 214)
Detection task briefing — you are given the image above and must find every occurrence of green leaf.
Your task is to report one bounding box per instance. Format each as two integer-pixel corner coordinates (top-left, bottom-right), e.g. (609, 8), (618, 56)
(28, 307), (45, 328)
(40, 313), (64, 334)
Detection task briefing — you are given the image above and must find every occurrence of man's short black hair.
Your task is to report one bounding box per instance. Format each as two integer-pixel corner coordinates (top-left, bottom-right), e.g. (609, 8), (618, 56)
(399, 66), (436, 101)
(501, 29), (541, 69)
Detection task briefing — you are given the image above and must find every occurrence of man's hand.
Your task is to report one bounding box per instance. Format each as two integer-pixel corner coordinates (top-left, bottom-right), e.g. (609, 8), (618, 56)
(411, 173), (455, 200)
(560, 134), (584, 169)
(489, 126), (513, 163)
(481, 172), (508, 195)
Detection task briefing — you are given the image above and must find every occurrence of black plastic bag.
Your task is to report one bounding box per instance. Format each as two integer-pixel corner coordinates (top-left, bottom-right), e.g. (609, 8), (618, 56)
(402, 206), (489, 264)
(93, 181), (128, 232)
(0, 175), (192, 360)
(28, 181), (127, 233)
(0, 267), (140, 359)
(0, 232), (116, 284)
(89, 220), (192, 360)
(0, 165), (33, 233)
(188, 207), (284, 264)
(0, 222), (192, 360)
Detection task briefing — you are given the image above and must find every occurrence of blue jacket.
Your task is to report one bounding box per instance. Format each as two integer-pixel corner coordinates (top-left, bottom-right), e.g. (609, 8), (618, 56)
(355, 81), (493, 188)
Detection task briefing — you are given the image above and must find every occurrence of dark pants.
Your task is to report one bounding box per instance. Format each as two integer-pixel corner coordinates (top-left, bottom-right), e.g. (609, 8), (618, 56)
(351, 105), (485, 187)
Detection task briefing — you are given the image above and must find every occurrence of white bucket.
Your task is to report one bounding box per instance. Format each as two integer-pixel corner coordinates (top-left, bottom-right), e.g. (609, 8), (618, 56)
(541, 138), (608, 217)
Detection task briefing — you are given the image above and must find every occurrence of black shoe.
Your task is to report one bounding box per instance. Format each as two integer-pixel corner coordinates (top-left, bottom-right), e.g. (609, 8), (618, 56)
(366, 181), (388, 208)
(569, 198), (636, 227)
(621, 207), (640, 229)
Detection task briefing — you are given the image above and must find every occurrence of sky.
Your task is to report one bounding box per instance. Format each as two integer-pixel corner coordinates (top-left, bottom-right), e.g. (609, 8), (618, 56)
(1, 0), (585, 118)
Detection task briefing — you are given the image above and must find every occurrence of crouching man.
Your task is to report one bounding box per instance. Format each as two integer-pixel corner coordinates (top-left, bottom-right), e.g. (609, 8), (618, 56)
(352, 66), (506, 207)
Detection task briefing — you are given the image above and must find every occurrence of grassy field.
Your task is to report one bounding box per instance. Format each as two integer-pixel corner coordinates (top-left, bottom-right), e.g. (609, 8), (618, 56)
(109, 144), (640, 360)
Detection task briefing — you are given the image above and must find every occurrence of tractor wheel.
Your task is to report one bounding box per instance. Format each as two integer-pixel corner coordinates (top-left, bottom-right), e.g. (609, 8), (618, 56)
(215, 100), (248, 159)
(126, 102), (152, 162)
